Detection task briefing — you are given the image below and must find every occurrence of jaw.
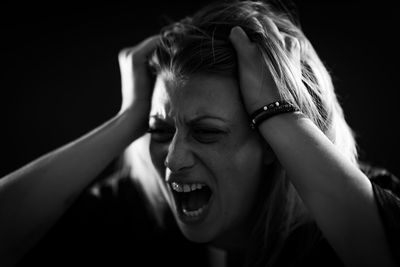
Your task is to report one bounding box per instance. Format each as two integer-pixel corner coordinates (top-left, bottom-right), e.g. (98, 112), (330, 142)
(164, 180), (260, 246)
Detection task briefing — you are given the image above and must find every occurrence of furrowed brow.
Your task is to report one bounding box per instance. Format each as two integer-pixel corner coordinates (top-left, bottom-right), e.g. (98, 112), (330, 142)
(188, 115), (231, 124)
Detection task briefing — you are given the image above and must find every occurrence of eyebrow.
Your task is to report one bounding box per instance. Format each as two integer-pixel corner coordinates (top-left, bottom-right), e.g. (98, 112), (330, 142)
(188, 115), (230, 124)
(150, 114), (230, 124)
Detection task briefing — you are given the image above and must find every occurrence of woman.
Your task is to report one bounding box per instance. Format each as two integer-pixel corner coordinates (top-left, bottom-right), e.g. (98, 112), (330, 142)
(0, 1), (399, 266)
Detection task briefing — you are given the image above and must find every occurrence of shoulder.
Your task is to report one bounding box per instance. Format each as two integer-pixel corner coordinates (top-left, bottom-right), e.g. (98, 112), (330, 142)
(359, 162), (400, 216)
(19, 158), (208, 266)
(278, 163), (400, 267)
(277, 222), (345, 266)
(360, 162), (400, 195)
(359, 162), (400, 265)
(18, 159), (162, 266)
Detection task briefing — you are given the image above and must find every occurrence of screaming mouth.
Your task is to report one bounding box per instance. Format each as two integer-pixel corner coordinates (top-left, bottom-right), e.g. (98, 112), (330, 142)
(170, 182), (212, 221)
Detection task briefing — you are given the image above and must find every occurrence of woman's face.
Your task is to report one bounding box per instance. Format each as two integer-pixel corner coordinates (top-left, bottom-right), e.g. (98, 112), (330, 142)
(149, 73), (267, 245)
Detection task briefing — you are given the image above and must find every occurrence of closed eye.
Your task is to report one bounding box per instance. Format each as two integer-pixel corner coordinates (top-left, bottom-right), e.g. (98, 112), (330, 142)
(148, 128), (174, 143)
(192, 128), (226, 144)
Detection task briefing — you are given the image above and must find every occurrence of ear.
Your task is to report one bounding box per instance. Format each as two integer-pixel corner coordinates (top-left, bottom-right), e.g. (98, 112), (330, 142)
(261, 140), (276, 165)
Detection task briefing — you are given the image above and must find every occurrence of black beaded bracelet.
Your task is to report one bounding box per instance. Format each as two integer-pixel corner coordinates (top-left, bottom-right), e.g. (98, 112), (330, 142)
(250, 100), (299, 129)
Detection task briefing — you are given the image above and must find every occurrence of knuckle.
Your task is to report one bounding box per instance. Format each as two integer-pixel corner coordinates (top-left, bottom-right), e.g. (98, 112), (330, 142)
(283, 35), (299, 52)
(292, 38), (300, 49)
(118, 47), (129, 56)
(284, 36), (292, 49)
(118, 47), (135, 59)
(118, 49), (129, 60)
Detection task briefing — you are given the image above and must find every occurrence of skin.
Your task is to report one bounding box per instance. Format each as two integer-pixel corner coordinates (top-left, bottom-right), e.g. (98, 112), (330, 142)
(0, 36), (160, 266)
(148, 74), (273, 247)
(230, 25), (396, 266)
(0, 14), (395, 266)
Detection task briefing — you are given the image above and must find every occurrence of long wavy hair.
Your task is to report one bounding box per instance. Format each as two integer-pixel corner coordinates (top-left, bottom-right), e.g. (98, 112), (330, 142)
(123, 1), (359, 266)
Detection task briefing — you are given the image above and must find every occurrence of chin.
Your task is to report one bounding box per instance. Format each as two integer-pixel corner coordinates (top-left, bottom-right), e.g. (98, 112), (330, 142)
(177, 221), (218, 243)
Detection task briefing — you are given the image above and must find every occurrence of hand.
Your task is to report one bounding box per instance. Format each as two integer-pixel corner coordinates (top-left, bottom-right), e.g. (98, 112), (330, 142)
(229, 22), (300, 115)
(118, 35), (160, 114)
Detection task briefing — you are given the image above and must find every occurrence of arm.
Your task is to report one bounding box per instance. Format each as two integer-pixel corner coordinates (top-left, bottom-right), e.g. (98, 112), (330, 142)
(260, 113), (393, 267)
(0, 35), (159, 267)
(229, 26), (395, 267)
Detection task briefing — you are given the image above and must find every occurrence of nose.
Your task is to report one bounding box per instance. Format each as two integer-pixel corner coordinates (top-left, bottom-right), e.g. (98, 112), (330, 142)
(164, 132), (194, 172)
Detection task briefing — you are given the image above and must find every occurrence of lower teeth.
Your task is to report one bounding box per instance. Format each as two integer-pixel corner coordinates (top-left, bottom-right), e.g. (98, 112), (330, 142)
(182, 206), (205, 217)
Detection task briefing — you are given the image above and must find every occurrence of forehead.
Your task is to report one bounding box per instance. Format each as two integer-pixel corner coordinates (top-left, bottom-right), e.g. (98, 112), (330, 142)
(150, 74), (243, 121)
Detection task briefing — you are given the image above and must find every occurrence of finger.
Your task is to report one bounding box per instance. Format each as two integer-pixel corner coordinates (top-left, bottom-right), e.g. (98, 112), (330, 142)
(134, 35), (161, 56)
(282, 34), (298, 53)
(119, 35), (160, 62)
(229, 26), (251, 51)
(264, 17), (284, 47)
(229, 26), (260, 63)
(282, 34), (301, 69)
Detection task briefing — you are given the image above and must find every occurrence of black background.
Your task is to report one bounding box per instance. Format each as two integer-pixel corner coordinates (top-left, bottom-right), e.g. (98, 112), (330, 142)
(1, 1), (399, 178)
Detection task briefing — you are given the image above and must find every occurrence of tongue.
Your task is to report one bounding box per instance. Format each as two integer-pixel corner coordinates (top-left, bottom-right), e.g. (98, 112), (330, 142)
(181, 188), (211, 212)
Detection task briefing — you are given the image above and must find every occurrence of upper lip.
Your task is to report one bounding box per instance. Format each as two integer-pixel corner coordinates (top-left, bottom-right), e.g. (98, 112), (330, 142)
(167, 172), (203, 184)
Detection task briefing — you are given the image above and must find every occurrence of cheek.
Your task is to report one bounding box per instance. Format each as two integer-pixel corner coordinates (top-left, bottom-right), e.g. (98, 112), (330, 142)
(228, 155), (263, 200)
(217, 139), (265, 215)
(227, 136), (264, 183)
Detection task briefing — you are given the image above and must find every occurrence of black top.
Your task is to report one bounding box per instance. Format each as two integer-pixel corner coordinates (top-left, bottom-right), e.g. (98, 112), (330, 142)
(16, 163), (400, 267)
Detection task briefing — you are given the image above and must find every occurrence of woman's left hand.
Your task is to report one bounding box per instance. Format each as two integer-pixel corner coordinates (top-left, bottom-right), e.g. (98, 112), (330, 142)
(229, 23), (300, 115)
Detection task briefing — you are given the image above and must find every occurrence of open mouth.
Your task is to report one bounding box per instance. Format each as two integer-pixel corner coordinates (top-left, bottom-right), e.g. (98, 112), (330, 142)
(170, 182), (213, 223)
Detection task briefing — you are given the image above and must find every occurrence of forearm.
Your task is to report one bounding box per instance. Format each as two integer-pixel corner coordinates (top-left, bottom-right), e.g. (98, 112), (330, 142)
(0, 107), (145, 266)
(259, 112), (395, 267)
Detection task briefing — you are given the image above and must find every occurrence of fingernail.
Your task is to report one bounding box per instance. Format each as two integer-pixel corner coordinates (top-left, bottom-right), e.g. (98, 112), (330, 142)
(230, 26), (241, 35)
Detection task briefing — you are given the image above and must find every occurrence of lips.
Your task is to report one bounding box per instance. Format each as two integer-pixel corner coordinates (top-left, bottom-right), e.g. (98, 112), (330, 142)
(169, 181), (213, 223)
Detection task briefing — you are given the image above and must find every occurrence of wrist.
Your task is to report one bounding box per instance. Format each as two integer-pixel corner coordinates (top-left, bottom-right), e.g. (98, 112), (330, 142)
(118, 102), (150, 137)
(245, 93), (281, 115)
(249, 100), (300, 130)
(119, 99), (150, 116)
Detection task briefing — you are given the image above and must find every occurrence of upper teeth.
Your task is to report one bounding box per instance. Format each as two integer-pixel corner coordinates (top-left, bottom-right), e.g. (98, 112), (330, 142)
(171, 182), (205, 193)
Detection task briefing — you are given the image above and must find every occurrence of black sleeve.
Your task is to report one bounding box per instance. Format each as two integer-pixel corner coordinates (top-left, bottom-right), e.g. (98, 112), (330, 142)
(17, 159), (208, 267)
(363, 164), (400, 265)
(16, 159), (163, 266)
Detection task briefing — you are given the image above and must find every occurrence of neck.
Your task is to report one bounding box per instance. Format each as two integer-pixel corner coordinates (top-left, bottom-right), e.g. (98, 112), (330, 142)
(208, 245), (246, 267)
(208, 228), (250, 267)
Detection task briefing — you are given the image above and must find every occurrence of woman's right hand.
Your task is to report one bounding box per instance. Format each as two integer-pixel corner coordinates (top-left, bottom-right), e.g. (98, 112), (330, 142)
(118, 35), (160, 119)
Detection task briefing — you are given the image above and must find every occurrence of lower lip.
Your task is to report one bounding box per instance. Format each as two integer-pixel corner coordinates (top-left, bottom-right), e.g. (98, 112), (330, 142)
(176, 195), (213, 225)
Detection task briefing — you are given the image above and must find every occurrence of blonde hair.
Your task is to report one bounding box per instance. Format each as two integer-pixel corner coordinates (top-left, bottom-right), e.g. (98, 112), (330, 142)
(124, 1), (358, 266)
